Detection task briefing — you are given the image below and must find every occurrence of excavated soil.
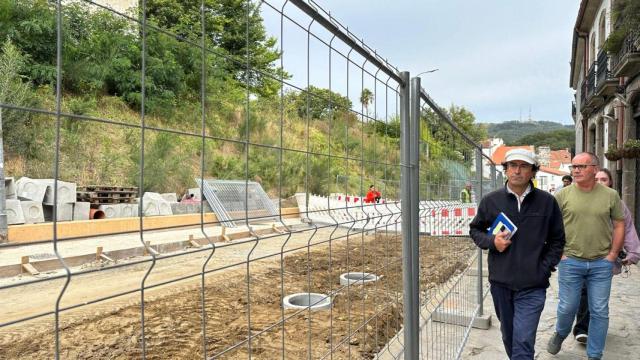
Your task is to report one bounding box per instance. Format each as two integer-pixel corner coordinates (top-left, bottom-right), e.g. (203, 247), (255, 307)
(0, 233), (475, 359)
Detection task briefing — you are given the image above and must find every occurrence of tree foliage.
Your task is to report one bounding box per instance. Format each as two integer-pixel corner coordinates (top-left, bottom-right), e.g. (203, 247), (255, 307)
(507, 129), (575, 153)
(604, 0), (640, 52)
(0, 40), (41, 158)
(289, 86), (353, 120)
(485, 120), (572, 144)
(145, 0), (286, 97)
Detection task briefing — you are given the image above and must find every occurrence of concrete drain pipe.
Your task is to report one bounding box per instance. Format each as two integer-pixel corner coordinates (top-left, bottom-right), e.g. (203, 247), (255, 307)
(282, 293), (332, 311)
(339, 272), (380, 286)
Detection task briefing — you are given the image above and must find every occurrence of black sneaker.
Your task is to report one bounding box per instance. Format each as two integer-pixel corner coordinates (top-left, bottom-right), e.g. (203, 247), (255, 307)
(547, 332), (566, 355)
(575, 333), (588, 344)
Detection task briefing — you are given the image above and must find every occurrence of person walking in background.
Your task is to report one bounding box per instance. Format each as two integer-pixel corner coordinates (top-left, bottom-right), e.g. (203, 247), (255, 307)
(470, 149), (565, 359)
(364, 184), (381, 203)
(460, 182), (472, 203)
(571, 168), (640, 344)
(556, 175), (572, 192)
(547, 153), (625, 360)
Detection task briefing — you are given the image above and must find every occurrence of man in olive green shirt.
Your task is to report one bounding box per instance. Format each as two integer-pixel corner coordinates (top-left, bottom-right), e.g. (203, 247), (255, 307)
(547, 152), (624, 360)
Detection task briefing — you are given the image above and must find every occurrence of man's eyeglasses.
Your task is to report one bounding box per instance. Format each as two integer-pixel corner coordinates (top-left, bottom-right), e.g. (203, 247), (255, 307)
(506, 162), (533, 170)
(569, 164), (596, 171)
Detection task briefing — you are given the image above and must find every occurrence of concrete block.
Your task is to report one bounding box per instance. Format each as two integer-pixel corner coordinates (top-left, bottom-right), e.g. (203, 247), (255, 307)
(161, 193), (178, 203)
(6, 199), (25, 224)
(158, 201), (172, 215)
(170, 202), (190, 215)
(142, 192), (173, 216)
(432, 309), (492, 330)
(119, 204), (137, 218)
(99, 204), (121, 219)
(42, 179), (76, 204)
(20, 201), (45, 224)
(43, 203), (74, 222)
(142, 201), (160, 216)
(16, 177), (48, 202)
(5, 177), (17, 199)
(189, 203), (204, 213)
(73, 202), (91, 221)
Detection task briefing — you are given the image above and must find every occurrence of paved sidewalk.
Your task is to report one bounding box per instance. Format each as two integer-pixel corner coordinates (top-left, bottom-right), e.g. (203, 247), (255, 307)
(462, 264), (640, 359)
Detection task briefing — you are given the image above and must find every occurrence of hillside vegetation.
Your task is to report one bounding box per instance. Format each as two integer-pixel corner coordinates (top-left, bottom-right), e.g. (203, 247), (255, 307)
(1, 0), (485, 199)
(485, 120), (573, 144)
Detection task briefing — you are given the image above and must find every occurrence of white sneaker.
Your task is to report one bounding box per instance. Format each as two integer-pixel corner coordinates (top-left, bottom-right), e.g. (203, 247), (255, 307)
(575, 333), (588, 344)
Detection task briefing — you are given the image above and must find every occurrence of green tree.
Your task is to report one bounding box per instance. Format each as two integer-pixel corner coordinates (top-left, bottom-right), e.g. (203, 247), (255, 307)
(0, 40), (39, 157)
(359, 88), (373, 117)
(146, 0), (286, 97)
(508, 129), (575, 153)
(290, 86), (352, 120)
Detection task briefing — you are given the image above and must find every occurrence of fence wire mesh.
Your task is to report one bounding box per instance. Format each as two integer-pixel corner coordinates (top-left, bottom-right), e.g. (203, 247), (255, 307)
(0, 0), (501, 359)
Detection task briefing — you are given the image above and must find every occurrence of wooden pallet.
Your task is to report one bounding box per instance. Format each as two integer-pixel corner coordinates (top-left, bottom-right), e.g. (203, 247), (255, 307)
(76, 186), (138, 205)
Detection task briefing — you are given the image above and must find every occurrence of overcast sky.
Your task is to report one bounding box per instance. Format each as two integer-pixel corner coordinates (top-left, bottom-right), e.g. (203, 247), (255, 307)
(261, 0), (580, 124)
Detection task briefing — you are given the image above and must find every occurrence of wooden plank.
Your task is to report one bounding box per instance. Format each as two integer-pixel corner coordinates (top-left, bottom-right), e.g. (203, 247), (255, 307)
(0, 227), (280, 278)
(21, 256), (40, 276)
(7, 207), (300, 244)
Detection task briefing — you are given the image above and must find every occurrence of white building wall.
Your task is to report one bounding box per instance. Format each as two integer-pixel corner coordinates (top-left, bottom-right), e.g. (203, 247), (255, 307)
(536, 171), (567, 192)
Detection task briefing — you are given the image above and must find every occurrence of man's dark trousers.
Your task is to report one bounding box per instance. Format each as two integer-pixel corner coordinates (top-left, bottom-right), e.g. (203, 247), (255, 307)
(490, 283), (546, 359)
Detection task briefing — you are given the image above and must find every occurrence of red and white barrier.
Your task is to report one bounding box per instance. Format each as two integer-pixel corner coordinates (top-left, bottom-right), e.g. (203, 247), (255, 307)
(296, 193), (476, 236)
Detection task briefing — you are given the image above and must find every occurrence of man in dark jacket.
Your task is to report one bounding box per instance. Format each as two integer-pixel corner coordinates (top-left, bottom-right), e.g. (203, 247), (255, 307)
(470, 148), (565, 359)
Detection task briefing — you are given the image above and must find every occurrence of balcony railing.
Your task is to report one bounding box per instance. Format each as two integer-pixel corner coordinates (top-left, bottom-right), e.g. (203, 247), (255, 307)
(596, 50), (612, 88)
(579, 79), (588, 113)
(611, 30), (640, 77)
(595, 49), (618, 97)
(586, 62), (596, 99)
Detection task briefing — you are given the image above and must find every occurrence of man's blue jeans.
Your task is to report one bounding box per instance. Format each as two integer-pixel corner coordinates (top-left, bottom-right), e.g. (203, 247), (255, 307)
(490, 284), (546, 359)
(555, 257), (614, 359)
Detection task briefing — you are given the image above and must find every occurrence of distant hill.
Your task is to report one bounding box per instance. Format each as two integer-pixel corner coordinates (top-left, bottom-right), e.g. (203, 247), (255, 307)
(485, 121), (574, 144)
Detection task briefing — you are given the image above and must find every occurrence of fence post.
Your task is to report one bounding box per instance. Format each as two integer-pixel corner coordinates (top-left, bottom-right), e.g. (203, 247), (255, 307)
(409, 76), (421, 348)
(400, 71), (419, 359)
(490, 163), (497, 191)
(475, 148), (484, 316)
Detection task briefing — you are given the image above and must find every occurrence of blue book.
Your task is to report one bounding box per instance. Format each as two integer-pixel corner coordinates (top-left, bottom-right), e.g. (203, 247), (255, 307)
(488, 212), (517, 240)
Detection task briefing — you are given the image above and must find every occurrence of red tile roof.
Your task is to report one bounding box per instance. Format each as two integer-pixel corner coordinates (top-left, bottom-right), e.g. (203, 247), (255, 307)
(550, 149), (572, 164)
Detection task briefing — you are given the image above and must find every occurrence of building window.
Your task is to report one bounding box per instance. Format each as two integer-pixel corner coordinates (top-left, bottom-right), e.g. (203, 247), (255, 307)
(598, 9), (606, 49)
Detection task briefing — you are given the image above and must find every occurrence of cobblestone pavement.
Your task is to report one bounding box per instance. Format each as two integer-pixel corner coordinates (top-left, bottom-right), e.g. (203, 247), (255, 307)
(462, 264), (640, 359)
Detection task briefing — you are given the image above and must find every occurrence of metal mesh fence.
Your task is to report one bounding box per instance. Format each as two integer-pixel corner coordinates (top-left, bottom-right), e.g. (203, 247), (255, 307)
(0, 0), (502, 359)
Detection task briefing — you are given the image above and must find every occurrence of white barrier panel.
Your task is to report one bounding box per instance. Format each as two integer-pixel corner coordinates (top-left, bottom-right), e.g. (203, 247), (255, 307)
(297, 194), (477, 236)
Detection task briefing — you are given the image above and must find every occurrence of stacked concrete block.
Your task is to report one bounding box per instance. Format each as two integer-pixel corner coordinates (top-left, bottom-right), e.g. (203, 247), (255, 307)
(20, 201), (45, 224)
(6, 199), (25, 224)
(161, 193), (178, 203)
(16, 177), (48, 202)
(42, 179), (77, 205)
(5, 177), (17, 199)
(73, 202), (91, 221)
(43, 203), (74, 222)
(142, 192), (173, 216)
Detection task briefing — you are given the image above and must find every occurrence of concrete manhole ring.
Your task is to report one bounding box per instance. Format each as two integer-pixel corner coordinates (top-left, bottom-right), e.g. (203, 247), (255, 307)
(282, 293), (332, 311)
(339, 272), (380, 286)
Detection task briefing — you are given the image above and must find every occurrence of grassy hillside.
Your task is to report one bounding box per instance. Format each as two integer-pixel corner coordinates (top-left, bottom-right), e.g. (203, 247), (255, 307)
(485, 121), (573, 144)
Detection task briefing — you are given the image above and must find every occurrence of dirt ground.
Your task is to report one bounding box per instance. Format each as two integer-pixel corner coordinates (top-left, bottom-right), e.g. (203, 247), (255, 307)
(0, 232), (475, 359)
